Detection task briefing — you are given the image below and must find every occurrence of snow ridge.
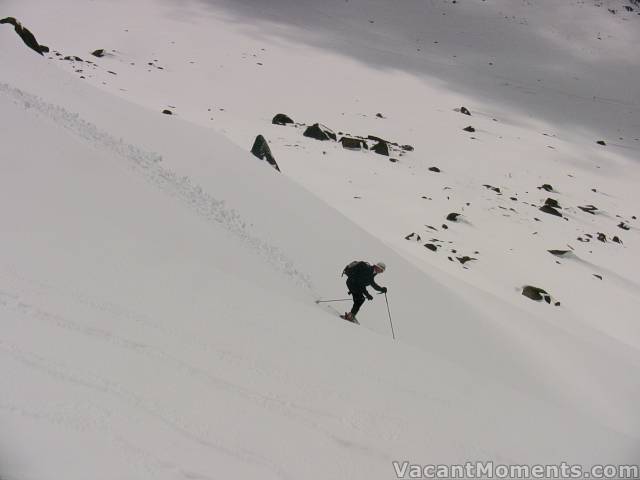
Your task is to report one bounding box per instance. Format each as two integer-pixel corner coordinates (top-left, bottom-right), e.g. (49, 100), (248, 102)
(0, 82), (312, 291)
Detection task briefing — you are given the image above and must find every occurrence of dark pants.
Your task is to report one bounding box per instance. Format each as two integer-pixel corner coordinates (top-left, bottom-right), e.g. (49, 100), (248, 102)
(346, 278), (366, 316)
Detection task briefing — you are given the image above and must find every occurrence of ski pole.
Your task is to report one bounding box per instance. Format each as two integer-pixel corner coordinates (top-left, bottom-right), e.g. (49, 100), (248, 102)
(384, 292), (395, 340)
(315, 298), (351, 304)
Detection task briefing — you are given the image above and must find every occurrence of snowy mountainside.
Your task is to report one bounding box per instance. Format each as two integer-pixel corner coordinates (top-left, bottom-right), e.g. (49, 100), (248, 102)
(1, 0), (640, 478)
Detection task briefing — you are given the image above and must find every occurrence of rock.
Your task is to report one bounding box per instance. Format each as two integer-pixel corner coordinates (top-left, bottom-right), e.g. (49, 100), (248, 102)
(404, 232), (416, 240)
(424, 243), (438, 251)
(578, 205), (598, 214)
(483, 184), (501, 193)
(460, 106), (471, 116)
(539, 205), (562, 217)
(442, 224), (449, 229)
(596, 140), (607, 146)
(593, 274), (603, 280)
(446, 212), (461, 222)
(538, 184), (554, 192)
(544, 198), (561, 209)
(303, 123), (336, 141)
(618, 222), (630, 230)
(401, 144), (414, 152)
(389, 158), (399, 163)
(522, 285), (551, 303)
(64, 55), (83, 62)
(0, 17), (44, 55)
(372, 140), (389, 156)
(597, 233), (607, 242)
(456, 256), (476, 264)
(548, 250), (570, 257)
(272, 113), (294, 125)
(612, 236), (622, 244)
(39, 45), (49, 53)
(162, 109), (173, 115)
(340, 137), (368, 150)
(91, 49), (105, 57)
(250, 135), (280, 172)
(428, 167), (441, 173)
(375, 113), (385, 118)
(463, 126), (476, 133)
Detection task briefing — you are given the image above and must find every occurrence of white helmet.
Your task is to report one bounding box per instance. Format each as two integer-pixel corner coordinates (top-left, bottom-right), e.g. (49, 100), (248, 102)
(375, 261), (386, 272)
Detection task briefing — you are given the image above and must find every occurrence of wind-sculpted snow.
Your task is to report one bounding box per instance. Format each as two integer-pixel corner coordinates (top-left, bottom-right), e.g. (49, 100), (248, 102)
(0, 82), (312, 291)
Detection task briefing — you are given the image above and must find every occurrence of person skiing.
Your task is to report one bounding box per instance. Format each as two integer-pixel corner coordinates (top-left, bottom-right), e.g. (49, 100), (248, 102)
(341, 261), (387, 323)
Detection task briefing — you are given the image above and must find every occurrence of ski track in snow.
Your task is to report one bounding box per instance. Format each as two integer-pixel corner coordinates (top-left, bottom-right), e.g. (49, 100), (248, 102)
(0, 82), (313, 292)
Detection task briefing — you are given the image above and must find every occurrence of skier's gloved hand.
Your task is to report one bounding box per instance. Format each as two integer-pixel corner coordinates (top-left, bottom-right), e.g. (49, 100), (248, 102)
(380, 287), (388, 294)
(365, 293), (373, 301)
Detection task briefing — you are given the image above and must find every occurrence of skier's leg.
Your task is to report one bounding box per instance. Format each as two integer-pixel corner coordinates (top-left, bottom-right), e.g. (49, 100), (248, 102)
(351, 290), (365, 316)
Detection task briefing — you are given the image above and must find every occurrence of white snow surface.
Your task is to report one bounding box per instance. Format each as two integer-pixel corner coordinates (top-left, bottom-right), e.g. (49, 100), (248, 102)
(1, 0), (640, 478)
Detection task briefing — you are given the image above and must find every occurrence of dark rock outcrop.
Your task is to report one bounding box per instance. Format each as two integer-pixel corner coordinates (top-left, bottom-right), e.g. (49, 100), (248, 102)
(618, 222), (630, 230)
(424, 243), (438, 251)
(460, 106), (471, 116)
(162, 109), (173, 115)
(596, 140), (607, 146)
(401, 144), (414, 152)
(251, 135), (280, 172)
(303, 123), (336, 141)
(446, 212), (461, 222)
(544, 198), (561, 209)
(429, 167), (441, 173)
(597, 233), (607, 242)
(538, 184), (554, 192)
(340, 137), (368, 150)
(539, 205), (562, 217)
(522, 285), (552, 304)
(456, 256), (476, 264)
(91, 49), (105, 58)
(463, 126), (476, 133)
(372, 140), (389, 156)
(1, 17), (44, 55)
(483, 184), (501, 193)
(272, 113), (294, 126)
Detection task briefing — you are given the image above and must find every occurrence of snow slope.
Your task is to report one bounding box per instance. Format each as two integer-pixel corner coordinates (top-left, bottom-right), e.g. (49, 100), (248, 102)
(1, 0), (640, 478)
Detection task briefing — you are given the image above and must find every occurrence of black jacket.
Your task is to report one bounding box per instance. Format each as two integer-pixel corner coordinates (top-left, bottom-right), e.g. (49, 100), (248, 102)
(345, 261), (384, 295)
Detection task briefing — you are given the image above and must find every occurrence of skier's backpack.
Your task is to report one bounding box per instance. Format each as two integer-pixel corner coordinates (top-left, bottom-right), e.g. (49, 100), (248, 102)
(342, 260), (362, 277)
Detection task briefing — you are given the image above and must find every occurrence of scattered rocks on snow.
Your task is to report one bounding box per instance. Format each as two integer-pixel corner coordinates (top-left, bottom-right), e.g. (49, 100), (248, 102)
(91, 49), (105, 57)
(250, 135), (280, 172)
(612, 236), (623, 244)
(0, 17), (45, 55)
(597, 233), (607, 242)
(463, 126), (476, 133)
(404, 232), (421, 241)
(303, 123), (336, 141)
(618, 222), (631, 230)
(272, 113), (294, 126)
(424, 243), (438, 252)
(483, 184), (501, 193)
(446, 212), (461, 222)
(389, 158), (399, 163)
(429, 167), (441, 173)
(596, 140), (607, 146)
(63, 55), (83, 62)
(340, 137), (368, 151)
(401, 144), (414, 152)
(538, 184), (555, 192)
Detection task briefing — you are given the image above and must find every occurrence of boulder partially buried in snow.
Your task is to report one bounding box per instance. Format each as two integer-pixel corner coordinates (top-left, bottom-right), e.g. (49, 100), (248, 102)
(251, 135), (280, 172)
(303, 123), (336, 141)
(522, 285), (552, 303)
(272, 113), (294, 126)
(340, 137), (368, 150)
(372, 140), (389, 156)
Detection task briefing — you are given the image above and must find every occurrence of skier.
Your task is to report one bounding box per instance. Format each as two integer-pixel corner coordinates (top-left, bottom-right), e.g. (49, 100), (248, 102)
(341, 261), (387, 323)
